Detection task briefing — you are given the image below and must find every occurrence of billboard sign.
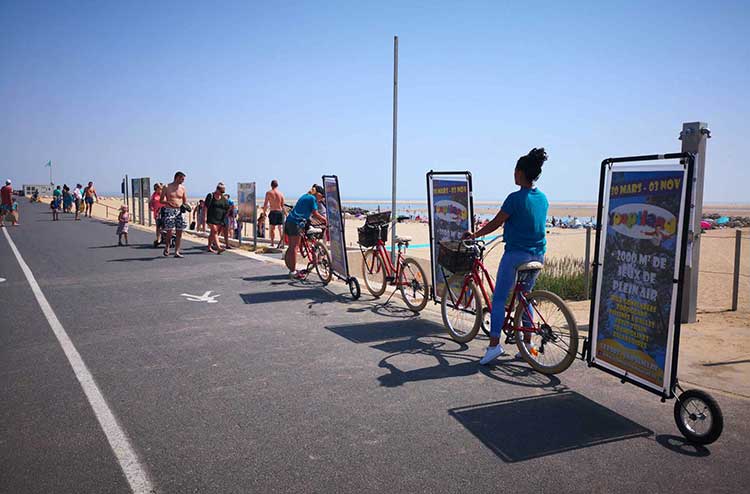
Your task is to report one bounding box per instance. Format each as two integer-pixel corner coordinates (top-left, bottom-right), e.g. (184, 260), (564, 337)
(426, 171), (474, 301)
(589, 155), (694, 398)
(322, 175), (349, 278)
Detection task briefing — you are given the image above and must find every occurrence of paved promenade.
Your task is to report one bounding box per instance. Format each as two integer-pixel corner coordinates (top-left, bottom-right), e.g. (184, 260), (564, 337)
(2, 202), (749, 493)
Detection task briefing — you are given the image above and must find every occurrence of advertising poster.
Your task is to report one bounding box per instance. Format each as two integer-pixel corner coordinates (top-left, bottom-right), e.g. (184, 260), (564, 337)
(426, 172), (473, 300)
(323, 175), (349, 278)
(237, 182), (256, 223)
(591, 164), (688, 394)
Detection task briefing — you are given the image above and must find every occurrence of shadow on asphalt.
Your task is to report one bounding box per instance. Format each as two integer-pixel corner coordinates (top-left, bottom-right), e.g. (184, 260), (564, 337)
(370, 332), (562, 389)
(449, 391), (652, 462)
(240, 289), (336, 305)
(242, 274), (292, 282)
(326, 319), (443, 344)
(654, 434), (711, 457)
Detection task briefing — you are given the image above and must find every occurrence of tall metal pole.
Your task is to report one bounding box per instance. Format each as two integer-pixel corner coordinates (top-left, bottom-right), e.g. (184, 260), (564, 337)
(390, 35), (399, 264)
(679, 122), (710, 323)
(49, 162), (53, 186)
(732, 230), (741, 311)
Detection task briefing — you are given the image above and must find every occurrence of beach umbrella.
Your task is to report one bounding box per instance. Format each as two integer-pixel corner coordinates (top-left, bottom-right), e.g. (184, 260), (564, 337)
(716, 216), (730, 225)
(700, 220), (712, 230)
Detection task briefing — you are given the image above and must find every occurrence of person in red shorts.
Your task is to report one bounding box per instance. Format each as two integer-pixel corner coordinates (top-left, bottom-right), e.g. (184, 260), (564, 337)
(1, 179), (14, 226)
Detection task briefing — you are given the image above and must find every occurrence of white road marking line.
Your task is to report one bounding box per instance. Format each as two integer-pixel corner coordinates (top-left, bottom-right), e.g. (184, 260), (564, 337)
(0, 277), (5, 283)
(2, 228), (154, 494)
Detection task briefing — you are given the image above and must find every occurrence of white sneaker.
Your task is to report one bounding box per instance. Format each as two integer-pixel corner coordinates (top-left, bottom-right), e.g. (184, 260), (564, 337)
(479, 345), (505, 365)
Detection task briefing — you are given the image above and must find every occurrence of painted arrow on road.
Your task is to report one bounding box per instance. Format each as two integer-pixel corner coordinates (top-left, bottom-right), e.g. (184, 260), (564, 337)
(180, 290), (220, 303)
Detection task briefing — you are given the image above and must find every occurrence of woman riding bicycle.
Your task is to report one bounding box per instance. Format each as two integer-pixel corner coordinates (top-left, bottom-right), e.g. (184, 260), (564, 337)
(465, 148), (549, 365)
(284, 184), (327, 279)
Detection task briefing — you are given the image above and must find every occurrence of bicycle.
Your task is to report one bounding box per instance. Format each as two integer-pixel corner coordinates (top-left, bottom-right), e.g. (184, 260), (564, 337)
(296, 221), (333, 284)
(359, 212), (429, 312)
(439, 239), (578, 375)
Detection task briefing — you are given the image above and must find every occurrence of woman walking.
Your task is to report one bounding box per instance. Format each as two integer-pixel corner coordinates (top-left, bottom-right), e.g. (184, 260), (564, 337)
(150, 183), (164, 247)
(205, 183), (230, 254)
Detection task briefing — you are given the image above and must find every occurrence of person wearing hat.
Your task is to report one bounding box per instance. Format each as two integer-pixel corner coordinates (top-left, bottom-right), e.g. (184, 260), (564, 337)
(1, 179), (13, 226)
(283, 184), (327, 279)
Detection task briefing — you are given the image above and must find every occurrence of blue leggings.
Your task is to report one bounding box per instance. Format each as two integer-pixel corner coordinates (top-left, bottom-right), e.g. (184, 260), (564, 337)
(489, 250), (544, 338)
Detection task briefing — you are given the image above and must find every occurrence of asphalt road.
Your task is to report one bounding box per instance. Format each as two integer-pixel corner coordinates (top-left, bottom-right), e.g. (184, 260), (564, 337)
(2, 202), (749, 493)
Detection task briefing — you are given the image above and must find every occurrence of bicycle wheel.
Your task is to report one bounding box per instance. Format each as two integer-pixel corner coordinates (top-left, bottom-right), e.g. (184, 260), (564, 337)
(313, 241), (332, 284)
(361, 249), (387, 297)
(440, 274), (482, 343)
(399, 258), (429, 312)
(674, 389), (723, 445)
(514, 290), (578, 375)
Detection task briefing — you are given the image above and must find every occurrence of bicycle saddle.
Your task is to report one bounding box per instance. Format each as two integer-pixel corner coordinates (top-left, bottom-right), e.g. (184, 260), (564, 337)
(517, 261), (543, 271)
(307, 227), (323, 235)
(394, 235), (412, 244)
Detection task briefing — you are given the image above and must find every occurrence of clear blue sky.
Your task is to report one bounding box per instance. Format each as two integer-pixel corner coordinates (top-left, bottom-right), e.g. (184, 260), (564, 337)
(2, 0), (748, 202)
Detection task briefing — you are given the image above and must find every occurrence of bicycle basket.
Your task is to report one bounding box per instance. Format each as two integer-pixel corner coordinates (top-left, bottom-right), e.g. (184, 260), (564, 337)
(365, 211), (391, 226)
(358, 223), (388, 247)
(438, 240), (475, 273)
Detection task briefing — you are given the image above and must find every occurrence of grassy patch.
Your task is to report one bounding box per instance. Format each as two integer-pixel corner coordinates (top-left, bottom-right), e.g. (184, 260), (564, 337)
(535, 256), (588, 301)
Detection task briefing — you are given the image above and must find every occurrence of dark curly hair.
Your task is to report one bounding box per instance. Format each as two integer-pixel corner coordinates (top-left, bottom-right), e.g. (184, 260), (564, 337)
(516, 148), (548, 183)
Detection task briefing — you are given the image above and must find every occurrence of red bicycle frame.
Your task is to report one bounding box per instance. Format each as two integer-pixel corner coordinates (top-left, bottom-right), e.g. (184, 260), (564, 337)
(451, 257), (547, 335)
(364, 238), (411, 287)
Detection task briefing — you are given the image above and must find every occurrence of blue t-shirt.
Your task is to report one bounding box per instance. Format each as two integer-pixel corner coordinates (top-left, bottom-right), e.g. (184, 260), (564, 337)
(501, 187), (548, 255)
(287, 193), (318, 224)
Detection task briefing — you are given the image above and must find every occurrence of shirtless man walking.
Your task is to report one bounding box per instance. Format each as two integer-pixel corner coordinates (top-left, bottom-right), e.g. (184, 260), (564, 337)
(84, 181), (98, 217)
(263, 179), (285, 247)
(159, 171), (188, 258)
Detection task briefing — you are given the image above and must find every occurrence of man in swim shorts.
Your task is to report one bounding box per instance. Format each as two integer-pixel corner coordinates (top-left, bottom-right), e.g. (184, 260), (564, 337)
(263, 179), (285, 247)
(84, 181), (98, 217)
(159, 171), (188, 258)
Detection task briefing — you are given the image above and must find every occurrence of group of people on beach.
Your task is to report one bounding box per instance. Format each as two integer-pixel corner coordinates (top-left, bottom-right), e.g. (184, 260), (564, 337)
(125, 172), (301, 259)
(50, 182), (98, 221)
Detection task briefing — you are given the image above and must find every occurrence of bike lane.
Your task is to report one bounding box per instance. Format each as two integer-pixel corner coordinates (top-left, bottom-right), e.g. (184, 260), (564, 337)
(0, 225), (130, 494)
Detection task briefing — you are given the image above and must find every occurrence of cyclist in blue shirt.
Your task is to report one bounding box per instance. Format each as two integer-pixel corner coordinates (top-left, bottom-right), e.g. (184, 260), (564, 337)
(465, 148), (549, 365)
(284, 184), (327, 279)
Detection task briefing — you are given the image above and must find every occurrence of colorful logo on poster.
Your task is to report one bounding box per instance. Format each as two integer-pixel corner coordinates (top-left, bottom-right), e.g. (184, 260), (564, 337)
(608, 203), (676, 246)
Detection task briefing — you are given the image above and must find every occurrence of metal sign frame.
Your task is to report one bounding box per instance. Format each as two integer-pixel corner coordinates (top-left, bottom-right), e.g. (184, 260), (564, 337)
(322, 175), (350, 279)
(426, 171), (475, 301)
(237, 182), (257, 248)
(588, 153), (695, 399)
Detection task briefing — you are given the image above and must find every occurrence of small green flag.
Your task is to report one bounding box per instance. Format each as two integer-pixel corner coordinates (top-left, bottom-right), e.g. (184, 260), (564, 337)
(44, 160), (51, 167)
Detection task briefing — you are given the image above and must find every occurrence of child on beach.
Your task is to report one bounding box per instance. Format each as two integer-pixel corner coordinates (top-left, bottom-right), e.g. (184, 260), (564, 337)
(117, 205), (130, 246)
(50, 194), (61, 221)
(465, 147), (549, 365)
(257, 211), (266, 238)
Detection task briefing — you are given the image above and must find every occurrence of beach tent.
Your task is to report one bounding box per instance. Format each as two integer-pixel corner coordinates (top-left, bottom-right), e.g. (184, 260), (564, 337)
(700, 220), (712, 230)
(716, 216), (730, 225)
